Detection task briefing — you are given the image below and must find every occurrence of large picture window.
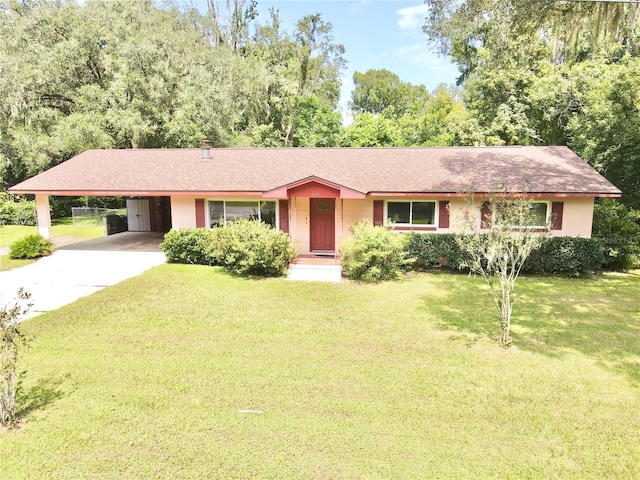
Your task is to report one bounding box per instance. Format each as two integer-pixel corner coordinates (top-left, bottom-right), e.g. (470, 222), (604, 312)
(209, 200), (276, 228)
(387, 201), (436, 226)
(485, 201), (550, 229)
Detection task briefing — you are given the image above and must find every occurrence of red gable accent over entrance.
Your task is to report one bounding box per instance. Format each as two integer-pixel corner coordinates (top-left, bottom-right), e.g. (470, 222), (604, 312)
(262, 176), (366, 199)
(289, 181), (339, 198)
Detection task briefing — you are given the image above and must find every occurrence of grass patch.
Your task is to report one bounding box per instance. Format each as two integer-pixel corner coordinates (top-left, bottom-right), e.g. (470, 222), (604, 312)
(0, 257), (36, 271)
(0, 219), (104, 248)
(2, 267), (639, 478)
(0, 219), (104, 270)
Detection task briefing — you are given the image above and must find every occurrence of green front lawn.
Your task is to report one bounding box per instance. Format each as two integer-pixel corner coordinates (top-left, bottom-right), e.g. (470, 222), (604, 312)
(0, 219), (104, 248)
(3, 267), (639, 478)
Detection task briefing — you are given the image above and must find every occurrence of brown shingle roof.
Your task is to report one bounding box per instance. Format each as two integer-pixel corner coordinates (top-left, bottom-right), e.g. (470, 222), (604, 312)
(9, 146), (621, 196)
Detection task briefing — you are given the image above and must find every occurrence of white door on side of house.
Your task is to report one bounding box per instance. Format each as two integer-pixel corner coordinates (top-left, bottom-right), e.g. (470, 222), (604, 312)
(126, 199), (152, 232)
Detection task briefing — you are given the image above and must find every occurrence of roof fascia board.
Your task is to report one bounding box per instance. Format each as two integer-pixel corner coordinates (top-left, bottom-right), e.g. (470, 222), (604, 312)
(10, 190), (621, 199)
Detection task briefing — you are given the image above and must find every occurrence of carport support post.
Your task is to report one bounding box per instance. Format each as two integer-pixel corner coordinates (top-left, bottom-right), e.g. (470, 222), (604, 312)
(35, 194), (52, 239)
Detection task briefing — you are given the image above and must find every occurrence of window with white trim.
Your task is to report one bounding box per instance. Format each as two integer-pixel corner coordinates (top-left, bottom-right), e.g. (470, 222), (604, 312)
(485, 201), (550, 229)
(387, 201), (436, 226)
(208, 200), (276, 228)
(525, 202), (549, 227)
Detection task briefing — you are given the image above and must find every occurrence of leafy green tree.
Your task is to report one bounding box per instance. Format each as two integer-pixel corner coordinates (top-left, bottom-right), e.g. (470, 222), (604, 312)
(292, 96), (341, 147)
(0, 0), (229, 180)
(342, 82), (478, 148)
(0, 0), (347, 188)
(424, 0), (640, 81)
(205, 0), (258, 52)
(456, 190), (551, 347)
(396, 84), (470, 146)
(563, 59), (640, 208)
(339, 113), (400, 147)
(592, 199), (640, 270)
(350, 69), (429, 118)
(250, 11), (345, 146)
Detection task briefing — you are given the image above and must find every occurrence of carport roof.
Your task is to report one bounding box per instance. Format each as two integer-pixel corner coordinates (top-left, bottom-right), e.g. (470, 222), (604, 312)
(9, 146), (621, 197)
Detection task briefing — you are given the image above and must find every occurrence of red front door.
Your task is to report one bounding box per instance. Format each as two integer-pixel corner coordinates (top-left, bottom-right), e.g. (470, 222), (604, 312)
(310, 198), (336, 252)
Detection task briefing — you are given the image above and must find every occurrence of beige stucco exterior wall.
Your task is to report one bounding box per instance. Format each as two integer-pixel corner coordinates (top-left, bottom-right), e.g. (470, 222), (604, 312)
(447, 198), (468, 231)
(448, 196), (595, 237)
(336, 198), (374, 247)
(169, 195), (595, 255)
(170, 195), (198, 229)
(556, 197), (594, 237)
(288, 197), (310, 254)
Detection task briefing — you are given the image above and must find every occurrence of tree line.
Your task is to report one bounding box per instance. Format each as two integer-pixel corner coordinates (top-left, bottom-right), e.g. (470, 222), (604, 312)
(422, 0), (640, 208)
(0, 0), (346, 186)
(1, 0), (638, 208)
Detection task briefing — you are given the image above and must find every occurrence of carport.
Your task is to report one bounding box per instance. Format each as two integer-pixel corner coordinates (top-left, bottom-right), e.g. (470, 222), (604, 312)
(58, 231), (165, 252)
(27, 194), (173, 240)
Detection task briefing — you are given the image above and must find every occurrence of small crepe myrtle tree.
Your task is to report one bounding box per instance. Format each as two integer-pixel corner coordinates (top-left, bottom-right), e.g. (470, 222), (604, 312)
(1, 289), (31, 427)
(456, 189), (551, 347)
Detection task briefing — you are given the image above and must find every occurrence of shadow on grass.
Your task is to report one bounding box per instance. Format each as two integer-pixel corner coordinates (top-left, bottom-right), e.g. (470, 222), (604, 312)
(421, 273), (499, 345)
(16, 376), (67, 419)
(423, 272), (640, 384)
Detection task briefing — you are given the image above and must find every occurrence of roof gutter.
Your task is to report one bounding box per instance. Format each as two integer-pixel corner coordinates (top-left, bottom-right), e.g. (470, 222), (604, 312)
(367, 192), (622, 198)
(7, 189), (266, 197)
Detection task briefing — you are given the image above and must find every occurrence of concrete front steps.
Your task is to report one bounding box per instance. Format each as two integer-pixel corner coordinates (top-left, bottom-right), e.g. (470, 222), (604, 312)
(287, 256), (342, 283)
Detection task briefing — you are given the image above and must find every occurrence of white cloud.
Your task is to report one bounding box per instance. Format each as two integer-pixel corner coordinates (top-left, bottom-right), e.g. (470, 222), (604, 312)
(348, 0), (372, 14)
(396, 3), (430, 31)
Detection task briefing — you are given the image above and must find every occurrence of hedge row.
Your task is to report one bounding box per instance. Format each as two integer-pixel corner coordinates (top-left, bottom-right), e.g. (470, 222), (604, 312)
(161, 224), (627, 281)
(406, 233), (610, 277)
(0, 193), (36, 226)
(160, 220), (296, 277)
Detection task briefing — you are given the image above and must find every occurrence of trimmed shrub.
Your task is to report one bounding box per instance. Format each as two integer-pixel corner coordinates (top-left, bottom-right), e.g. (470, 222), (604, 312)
(592, 199), (640, 270)
(407, 232), (605, 277)
(523, 237), (605, 277)
(405, 232), (466, 270)
(340, 220), (409, 282)
(0, 193), (36, 226)
(160, 228), (216, 265)
(209, 219), (297, 277)
(9, 235), (52, 259)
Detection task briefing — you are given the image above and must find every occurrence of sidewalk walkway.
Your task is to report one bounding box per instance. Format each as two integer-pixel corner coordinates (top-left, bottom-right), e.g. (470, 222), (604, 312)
(287, 256), (342, 283)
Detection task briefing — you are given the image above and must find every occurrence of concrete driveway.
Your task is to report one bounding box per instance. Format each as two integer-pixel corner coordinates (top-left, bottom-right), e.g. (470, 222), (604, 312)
(0, 232), (166, 320)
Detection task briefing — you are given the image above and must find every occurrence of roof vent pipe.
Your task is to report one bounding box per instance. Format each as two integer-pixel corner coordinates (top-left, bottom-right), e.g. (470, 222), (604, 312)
(201, 139), (211, 160)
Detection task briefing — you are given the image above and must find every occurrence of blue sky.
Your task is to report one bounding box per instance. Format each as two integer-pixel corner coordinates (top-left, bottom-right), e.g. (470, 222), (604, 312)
(252, 0), (459, 120)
